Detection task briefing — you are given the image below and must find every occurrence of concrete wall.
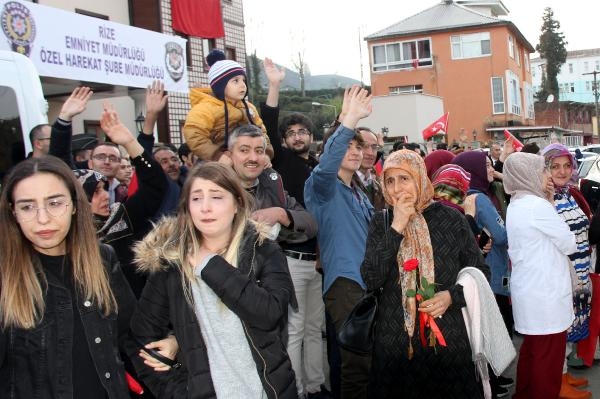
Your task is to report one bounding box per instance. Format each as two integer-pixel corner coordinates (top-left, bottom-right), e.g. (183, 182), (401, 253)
(38, 0), (129, 24)
(359, 93), (444, 143)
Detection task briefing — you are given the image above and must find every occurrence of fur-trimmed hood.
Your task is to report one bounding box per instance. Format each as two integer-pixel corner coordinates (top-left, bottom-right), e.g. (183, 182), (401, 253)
(133, 217), (271, 275)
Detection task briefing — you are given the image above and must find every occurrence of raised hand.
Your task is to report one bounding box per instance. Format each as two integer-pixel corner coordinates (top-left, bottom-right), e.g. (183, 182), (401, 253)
(100, 103), (134, 147)
(146, 80), (168, 115)
(263, 58), (285, 85)
(59, 86), (93, 121)
(341, 85), (372, 128)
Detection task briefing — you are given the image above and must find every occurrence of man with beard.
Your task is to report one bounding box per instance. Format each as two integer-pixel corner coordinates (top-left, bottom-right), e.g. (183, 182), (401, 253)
(354, 127), (385, 211)
(260, 59), (331, 399)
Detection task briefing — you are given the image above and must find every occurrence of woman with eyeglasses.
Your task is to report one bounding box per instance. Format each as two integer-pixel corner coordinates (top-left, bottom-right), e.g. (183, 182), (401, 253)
(0, 155), (136, 399)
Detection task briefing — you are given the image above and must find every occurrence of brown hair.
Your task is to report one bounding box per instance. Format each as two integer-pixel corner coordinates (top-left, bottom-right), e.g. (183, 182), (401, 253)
(322, 124), (365, 153)
(0, 156), (116, 329)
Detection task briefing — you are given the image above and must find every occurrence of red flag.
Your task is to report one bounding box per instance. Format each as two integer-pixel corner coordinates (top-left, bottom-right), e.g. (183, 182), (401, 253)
(171, 0), (224, 38)
(422, 113), (449, 140)
(503, 129), (524, 151)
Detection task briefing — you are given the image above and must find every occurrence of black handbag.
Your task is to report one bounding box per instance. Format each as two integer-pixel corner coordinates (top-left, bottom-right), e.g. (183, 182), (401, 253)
(336, 209), (389, 355)
(337, 288), (381, 355)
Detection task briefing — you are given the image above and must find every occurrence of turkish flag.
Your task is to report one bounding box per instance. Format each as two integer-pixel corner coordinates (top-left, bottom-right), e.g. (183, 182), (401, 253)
(422, 112), (449, 140)
(171, 0), (224, 38)
(503, 129), (524, 151)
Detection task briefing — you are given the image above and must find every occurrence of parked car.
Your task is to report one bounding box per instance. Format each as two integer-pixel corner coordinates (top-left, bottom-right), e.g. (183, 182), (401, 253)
(579, 154), (600, 212)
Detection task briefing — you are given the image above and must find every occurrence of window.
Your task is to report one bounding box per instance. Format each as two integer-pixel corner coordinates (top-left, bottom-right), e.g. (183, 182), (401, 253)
(450, 32), (491, 59)
(202, 39), (216, 71)
(173, 31), (192, 68)
(596, 60), (600, 71)
(508, 36), (514, 58)
(515, 46), (520, 66)
(584, 61), (589, 72)
(505, 70), (521, 115)
(225, 46), (237, 61)
(491, 77), (505, 114)
(586, 81), (591, 91)
(372, 38), (432, 71)
(570, 83), (575, 93)
(389, 85), (423, 94)
(523, 82), (535, 120)
(568, 63), (573, 73)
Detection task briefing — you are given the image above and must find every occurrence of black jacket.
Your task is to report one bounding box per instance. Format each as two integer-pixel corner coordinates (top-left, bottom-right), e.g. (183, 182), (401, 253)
(128, 220), (298, 399)
(49, 119), (169, 297)
(0, 244), (136, 399)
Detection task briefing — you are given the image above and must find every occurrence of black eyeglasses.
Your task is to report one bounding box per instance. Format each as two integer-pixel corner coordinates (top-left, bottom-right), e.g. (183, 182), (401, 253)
(92, 153), (120, 163)
(285, 128), (310, 139)
(14, 198), (72, 221)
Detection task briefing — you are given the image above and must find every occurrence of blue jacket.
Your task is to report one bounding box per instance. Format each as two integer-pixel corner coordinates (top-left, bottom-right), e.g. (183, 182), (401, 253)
(470, 189), (510, 296)
(304, 126), (374, 293)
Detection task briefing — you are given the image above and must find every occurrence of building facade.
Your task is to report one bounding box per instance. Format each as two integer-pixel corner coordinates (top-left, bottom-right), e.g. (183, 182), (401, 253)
(365, 0), (535, 146)
(531, 48), (600, 104)
(33, 0), (247, 146)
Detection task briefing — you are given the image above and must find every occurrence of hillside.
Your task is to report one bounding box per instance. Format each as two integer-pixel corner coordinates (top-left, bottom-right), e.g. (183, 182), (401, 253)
(255, 61), (361, 90)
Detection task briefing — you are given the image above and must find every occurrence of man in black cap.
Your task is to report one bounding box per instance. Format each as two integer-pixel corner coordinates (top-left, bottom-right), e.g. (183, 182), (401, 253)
(71, 133), (98, 163)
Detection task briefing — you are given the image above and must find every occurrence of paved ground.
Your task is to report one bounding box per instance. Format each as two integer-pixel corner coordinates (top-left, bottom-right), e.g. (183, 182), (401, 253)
(504, 335), (600, 398)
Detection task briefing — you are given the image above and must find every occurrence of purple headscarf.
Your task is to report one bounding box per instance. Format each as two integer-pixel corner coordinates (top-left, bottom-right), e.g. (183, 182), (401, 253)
(451, 151), (490, 195)
(541, 143), (578, 187)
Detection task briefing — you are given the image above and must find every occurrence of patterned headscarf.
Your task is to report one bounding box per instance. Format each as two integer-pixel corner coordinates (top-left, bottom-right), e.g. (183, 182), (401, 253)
(541, 143), (578, 189)
(381, 150), (434, 344)
(432, 164), (471, 210)
(72, 169), (132, 243)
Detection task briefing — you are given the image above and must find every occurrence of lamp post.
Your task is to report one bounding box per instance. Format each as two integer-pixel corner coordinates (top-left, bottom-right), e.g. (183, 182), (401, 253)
(135, 112), (145, 132)
(311, 102), (337, 121)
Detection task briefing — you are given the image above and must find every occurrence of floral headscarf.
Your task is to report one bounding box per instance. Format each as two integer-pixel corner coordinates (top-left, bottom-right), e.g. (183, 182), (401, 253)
(541, 143), (578, 189)
(431, 164), (471, 212)
(381, 150), (434, 347)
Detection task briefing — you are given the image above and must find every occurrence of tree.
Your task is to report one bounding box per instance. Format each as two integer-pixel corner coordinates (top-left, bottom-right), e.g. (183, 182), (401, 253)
(535, 7), (567, 101)
(246, 51), (262, 103)
(292, 51), (307, 97)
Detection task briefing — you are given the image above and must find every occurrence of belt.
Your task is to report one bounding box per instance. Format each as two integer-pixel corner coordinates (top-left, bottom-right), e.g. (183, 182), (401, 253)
(284, 250), (317, 262)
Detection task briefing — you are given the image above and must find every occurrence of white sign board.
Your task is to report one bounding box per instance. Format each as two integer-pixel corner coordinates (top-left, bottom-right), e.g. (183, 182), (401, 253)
(0, 0), (188, 92)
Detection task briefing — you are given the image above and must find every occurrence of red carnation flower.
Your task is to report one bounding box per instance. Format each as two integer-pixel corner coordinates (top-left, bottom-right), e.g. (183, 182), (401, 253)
(403, 258), (419, 272)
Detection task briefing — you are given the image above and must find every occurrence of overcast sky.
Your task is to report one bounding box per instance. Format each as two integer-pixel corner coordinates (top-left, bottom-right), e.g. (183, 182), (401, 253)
(243, 0), (597, 84)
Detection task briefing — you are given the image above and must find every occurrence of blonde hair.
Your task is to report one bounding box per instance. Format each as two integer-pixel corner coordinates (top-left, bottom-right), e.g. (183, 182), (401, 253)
(165, 162), (256, 303)
(0, 156), (116, 329)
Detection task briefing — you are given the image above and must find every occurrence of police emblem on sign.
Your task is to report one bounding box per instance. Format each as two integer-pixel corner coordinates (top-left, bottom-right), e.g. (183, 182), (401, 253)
(1, 1), (36, 56)
(165, 42), (184, 82)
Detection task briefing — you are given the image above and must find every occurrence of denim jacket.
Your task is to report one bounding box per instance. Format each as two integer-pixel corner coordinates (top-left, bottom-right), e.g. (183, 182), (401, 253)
(0, 244), (136, 399)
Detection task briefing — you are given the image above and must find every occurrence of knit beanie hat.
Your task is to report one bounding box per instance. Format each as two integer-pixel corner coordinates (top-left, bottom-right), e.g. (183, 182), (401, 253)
(206, 49), (246, 100)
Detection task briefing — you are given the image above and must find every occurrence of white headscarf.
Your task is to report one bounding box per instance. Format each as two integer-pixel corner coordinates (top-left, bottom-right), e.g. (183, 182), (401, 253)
(503, 152), (547, 200)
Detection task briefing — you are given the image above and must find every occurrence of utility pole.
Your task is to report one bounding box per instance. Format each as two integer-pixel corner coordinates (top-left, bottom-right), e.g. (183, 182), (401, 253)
(583, 70), (600, 135)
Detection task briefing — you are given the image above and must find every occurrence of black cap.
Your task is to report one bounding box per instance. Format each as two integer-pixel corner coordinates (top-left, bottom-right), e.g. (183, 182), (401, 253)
(71, 134), (98, 152)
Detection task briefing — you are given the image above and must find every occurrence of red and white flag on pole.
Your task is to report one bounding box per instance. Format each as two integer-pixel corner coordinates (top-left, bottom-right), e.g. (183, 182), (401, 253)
(171, 0), (224, 38)
(504, 129), (524, 151)
(422, 112), (449, 140)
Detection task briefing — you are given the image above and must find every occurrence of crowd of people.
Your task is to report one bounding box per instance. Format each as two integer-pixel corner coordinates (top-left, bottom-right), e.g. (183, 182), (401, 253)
(1, 48), (599, 399)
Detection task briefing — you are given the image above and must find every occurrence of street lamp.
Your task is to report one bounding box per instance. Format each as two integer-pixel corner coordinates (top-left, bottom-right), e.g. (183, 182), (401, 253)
(311, 102), (337, 121)
(135, 112), (145, 132)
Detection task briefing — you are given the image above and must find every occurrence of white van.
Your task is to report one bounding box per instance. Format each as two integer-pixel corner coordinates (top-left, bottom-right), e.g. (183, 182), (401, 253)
(0, 50), (48, 177)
